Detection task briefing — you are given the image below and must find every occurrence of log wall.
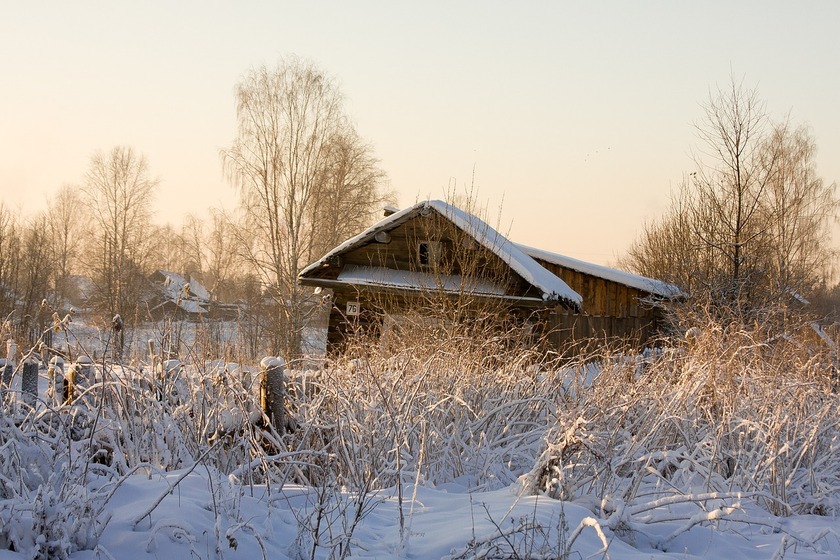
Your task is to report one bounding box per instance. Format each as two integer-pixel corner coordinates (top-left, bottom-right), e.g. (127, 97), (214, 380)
(533, 257), (664, 348)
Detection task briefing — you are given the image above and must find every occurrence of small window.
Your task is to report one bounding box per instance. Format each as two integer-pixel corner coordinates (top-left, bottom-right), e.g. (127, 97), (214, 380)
(418, 241), (441, 267)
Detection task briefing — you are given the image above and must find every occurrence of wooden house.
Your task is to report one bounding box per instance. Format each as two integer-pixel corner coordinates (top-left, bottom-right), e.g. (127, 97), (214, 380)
(147, 271), (240, 321)
(298, 200), (680, 353)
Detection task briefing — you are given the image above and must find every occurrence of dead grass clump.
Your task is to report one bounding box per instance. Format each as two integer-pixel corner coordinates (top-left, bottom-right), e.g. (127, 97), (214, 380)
(286, 311), (559, 491)
(526, 314), (840, 517)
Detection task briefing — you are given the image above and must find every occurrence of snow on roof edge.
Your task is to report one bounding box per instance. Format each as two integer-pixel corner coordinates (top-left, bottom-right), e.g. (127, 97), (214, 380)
(426, 201), (582, 307)
(299, 200), (582, 308)
(516, 244), (683, 299)
(299, 203), (424, 277)
(338, 264), (508, 297)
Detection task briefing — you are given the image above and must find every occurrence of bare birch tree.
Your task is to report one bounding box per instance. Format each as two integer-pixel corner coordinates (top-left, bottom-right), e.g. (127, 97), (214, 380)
(308, 128), (391, 259)
(82, 146), (157, 345)
(688, 77), (777, 293)
(46, 185), (84, 307)
(222, 57), (388, 357)
(759, 121), (838, 296)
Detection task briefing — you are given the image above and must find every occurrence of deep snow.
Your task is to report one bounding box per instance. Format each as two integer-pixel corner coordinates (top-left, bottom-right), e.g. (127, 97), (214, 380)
(2, 469), (837, 559)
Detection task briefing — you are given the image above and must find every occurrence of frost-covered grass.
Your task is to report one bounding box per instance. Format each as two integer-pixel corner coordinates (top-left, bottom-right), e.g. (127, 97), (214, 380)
(1, 314), (839, 558)
(527, 322), (840, 516)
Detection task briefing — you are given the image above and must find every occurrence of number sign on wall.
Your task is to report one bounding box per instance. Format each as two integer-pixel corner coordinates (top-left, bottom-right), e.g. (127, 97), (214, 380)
(346, 301), (361, 316)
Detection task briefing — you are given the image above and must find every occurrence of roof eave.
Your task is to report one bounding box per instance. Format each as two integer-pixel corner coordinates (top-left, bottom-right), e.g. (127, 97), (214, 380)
(299, 276), (577, 310)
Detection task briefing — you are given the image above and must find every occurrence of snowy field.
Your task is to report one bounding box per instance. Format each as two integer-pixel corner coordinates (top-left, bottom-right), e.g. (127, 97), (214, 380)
(1, 319), (839, 559)
(1, 468), (836, 560)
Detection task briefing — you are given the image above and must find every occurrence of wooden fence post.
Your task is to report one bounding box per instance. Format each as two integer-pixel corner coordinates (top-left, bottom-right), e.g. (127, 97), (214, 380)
(0, 358), (11, 406)
(260, 356), (286, 434)
(21, 358), (38, 407)
(0, 358), (11, 388)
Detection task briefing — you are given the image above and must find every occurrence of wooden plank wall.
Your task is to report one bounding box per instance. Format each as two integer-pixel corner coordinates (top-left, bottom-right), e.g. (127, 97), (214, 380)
(533, 258), (663, 348)
(326, 288), (386, 352)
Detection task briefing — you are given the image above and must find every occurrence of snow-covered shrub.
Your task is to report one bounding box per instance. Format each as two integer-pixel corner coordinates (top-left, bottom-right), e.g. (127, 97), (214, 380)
(524, 315), (840, 519)
(284, 312), (562, 493)
(0, 405), (110, 558)
(6, 299), (838, 558)
(0, 322), (287, 557)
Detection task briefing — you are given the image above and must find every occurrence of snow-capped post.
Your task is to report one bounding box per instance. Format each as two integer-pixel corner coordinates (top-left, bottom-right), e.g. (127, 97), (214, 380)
(21, 357), (38, 407)
(68, 355), (94, 403)
(260, 356), (286, 434)
(161, 359), (181, 402)
(49, 356), (65, 406)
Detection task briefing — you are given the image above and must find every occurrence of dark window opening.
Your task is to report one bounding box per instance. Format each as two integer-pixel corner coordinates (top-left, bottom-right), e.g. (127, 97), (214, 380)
(418, 241), (440, 267)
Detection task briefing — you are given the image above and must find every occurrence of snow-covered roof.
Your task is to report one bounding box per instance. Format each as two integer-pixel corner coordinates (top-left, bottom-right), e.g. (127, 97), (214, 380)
(155, 270), (212, 315)
(299, 200), (583, 308)
(157, 271), (212, 302)
(147, 297), (209, 315)
(175, 299), (208, 314)
(338, 264), (510, 297)
(187, 276), (211, 301)
(516, 244), (683, 299)
(158, 270), (189, 299)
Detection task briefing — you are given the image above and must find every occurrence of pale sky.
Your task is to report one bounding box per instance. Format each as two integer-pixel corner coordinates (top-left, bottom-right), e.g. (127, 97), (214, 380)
(2, 2), (838, 266)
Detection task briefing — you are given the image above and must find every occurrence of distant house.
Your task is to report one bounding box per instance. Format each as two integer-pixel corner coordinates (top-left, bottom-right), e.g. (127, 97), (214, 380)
(148, 271), (239, 320)
(298, 200), (680, 353)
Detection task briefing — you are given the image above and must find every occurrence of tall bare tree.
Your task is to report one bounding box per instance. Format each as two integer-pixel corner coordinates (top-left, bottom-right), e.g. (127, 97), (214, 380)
(688, 77), (778, 291)
(0, 203), (22, 315)
(759, 121), (838, 296)
(623, 76), (838, 314)
(46, 185), (84, 308)
(308, 128), (391, 259)
(222, 57), (388, 357)
(82, 146), (157, 342)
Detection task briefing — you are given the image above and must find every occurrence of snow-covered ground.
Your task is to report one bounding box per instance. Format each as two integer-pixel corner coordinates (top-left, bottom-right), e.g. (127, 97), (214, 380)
(2, 468), (837, 559)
